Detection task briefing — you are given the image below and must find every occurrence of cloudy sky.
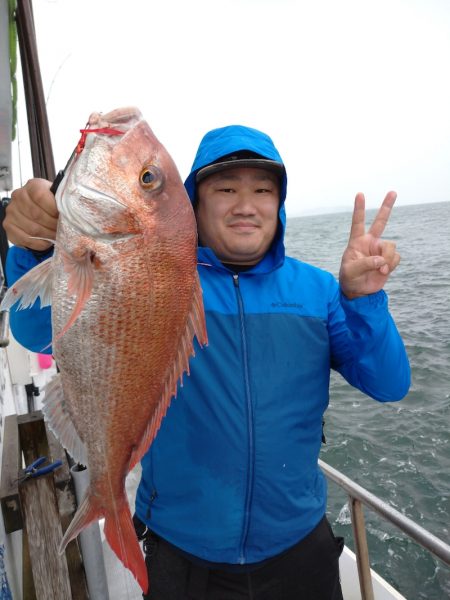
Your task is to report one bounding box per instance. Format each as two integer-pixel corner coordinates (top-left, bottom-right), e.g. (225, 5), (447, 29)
(12, 0), (450, 216)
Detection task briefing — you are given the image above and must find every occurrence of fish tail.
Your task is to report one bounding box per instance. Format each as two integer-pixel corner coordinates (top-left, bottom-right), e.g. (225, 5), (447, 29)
(59, 490), (148, 593)
(58, 492), (100, 553)
(104, 498), (149, 594)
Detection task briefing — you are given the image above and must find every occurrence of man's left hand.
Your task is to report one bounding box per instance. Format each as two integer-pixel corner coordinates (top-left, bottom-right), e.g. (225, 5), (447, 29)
(339, 191), (400, 299)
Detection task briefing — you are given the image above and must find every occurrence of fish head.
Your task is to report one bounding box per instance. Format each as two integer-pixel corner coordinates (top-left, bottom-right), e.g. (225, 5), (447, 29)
(57, 107), (196, 245)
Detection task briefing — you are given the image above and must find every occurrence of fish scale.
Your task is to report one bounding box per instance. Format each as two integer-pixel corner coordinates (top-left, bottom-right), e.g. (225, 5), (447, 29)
(1, 107), (207, 594)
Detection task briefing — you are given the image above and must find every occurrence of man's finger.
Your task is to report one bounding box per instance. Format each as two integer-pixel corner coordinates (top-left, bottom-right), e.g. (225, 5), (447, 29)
(347, 255), (388, 279)
(368, 191), (397, 239)
(390, 252), (401, 272)
(4, 209), (57, 240)
(12, 203), (58, 232)
(348, 193), (366, 241)
(3, 222), (54, 251)
(18, 179), (58, 218)
(379, 252), (401, 275)
(380, 240), (397, 264)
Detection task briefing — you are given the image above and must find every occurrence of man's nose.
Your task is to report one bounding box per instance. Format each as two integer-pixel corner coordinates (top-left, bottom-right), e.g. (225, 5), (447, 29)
(232, 193), (256, 214)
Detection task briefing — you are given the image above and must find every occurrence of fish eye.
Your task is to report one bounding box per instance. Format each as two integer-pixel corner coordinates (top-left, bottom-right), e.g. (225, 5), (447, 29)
(139, 166), (163, 190)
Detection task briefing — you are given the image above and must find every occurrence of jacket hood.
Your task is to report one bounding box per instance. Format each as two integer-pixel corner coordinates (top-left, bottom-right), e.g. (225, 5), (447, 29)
(184, 124), (287, 271)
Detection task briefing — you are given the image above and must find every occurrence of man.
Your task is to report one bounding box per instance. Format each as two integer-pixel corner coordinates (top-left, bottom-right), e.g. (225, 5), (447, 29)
(4, 124), (410, 599)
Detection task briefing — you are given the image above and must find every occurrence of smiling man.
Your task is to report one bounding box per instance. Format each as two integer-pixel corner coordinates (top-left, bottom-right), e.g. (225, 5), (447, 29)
(195, 164), (280, 266)
(4, 124), (410, 600)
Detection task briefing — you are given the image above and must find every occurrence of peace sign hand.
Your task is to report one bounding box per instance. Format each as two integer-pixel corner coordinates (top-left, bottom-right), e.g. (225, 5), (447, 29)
(339, 191), (401, 299)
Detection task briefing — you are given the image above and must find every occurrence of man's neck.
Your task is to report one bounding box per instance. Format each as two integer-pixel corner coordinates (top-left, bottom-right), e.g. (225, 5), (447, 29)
(221, 262), (254, 273)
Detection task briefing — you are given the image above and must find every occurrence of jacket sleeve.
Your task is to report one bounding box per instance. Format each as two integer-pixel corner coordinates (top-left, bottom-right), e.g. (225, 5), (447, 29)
(5, 246), (53, 354)
(328, 286), (410, 402)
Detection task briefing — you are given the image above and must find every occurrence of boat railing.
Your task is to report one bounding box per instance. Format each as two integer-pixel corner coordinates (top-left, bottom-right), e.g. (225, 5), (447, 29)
(319, 459), (450, 600)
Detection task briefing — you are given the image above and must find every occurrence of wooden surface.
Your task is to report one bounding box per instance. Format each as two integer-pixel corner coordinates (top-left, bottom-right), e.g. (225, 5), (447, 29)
(0, 414), (22, 532)
(1, 410), (89, 599)
(22, 524), (37, 600)
(20, 473), (72, 599)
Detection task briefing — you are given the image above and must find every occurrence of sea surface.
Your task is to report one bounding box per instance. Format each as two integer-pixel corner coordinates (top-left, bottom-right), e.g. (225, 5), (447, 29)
(285, 201), (450, 600)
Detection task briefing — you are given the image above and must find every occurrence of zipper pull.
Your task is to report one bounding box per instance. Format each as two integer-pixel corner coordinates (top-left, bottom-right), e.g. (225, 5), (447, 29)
(233, 273), (239, 287)
(146, 489), (158, 520)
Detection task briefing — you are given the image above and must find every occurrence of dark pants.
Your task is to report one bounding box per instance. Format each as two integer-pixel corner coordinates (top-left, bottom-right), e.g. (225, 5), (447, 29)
(139, 517), (344, 600)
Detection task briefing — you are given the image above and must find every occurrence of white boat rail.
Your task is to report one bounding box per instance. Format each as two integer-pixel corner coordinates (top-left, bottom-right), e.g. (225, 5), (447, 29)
(319, 459), (450, 600)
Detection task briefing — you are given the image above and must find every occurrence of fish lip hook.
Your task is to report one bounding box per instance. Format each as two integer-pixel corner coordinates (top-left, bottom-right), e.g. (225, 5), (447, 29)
(50, 124), (125, 196)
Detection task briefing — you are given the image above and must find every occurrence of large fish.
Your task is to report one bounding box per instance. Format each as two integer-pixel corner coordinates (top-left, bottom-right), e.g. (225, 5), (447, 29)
(1, 107), (207, 593)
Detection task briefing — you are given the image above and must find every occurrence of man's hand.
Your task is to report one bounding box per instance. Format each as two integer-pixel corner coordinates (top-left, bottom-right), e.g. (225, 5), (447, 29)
(3, 178), (59, 251)
(339, 191), (400, 299)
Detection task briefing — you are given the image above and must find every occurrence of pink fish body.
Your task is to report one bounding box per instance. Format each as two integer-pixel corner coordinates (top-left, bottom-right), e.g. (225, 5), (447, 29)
(2, 107), (207, 593)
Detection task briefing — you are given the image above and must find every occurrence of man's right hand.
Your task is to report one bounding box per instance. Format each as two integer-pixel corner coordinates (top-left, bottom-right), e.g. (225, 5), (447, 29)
(3, 178), (59, 251)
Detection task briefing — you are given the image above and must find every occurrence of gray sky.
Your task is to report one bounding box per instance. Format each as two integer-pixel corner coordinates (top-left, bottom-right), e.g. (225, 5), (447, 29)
(12, 0), (450, 216)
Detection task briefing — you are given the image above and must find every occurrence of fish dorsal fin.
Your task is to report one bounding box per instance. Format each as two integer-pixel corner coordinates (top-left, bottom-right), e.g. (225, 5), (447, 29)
(42, 374), (88, 466)
(128, 273), (208, 471)
(0, 257), (54, 311)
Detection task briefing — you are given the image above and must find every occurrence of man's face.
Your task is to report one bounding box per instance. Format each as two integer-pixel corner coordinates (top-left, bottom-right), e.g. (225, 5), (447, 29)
(195, 167), (280, 265)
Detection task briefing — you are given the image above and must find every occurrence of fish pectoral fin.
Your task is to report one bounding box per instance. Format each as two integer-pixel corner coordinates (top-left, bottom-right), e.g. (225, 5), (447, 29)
(54, 248), (96, 340)
(128, 273), (208, 471)
(42, 374), (88, 466)
(0, 257), (54, 311)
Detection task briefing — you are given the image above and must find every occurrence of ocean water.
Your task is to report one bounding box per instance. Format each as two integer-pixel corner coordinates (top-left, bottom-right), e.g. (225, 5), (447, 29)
(285, 201), (450, 599)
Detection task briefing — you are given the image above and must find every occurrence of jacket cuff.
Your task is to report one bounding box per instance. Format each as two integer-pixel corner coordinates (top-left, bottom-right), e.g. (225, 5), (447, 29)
(28, 247), (54, 261)
(339, 289), (388, 313)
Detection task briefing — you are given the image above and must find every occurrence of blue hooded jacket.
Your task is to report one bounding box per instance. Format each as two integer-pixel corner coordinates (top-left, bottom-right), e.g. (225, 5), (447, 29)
(6, 124), (410, 565)
(135, 125), (410, 564)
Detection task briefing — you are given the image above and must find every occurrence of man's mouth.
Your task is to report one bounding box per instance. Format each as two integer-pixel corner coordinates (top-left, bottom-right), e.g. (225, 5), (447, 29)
(229, 221), (259, 230)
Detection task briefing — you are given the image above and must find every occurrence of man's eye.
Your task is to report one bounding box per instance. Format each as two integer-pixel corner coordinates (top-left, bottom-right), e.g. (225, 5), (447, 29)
(256, 188), (272, 193)
(219, 188), (235, 193)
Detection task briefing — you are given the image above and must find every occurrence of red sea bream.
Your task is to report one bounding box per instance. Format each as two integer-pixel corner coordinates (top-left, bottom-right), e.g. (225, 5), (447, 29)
(1, 107), (207, 593)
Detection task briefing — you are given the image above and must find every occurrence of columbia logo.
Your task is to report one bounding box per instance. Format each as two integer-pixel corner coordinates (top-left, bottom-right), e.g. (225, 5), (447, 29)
(271, 302), (304, 309)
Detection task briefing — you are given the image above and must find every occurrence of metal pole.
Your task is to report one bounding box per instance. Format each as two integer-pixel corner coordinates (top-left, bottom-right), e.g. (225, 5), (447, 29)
(71, 465), (110, 600)
(350, 497), (375, 600)
(319, 459), (450, 566)
(15, 0), (55, 181)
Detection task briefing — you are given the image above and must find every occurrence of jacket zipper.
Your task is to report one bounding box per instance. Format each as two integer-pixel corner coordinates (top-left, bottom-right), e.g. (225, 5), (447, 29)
(233, 273), (255, 564)
(146, 448), (158, 520)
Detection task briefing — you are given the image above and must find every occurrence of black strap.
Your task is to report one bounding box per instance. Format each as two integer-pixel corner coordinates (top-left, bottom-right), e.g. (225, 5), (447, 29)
(132, 513), (148, 541)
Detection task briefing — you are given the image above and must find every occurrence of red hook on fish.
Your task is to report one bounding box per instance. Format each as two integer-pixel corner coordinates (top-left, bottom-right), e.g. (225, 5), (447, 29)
(76, 126), (125, 155)
(50, 126), (125, 195)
